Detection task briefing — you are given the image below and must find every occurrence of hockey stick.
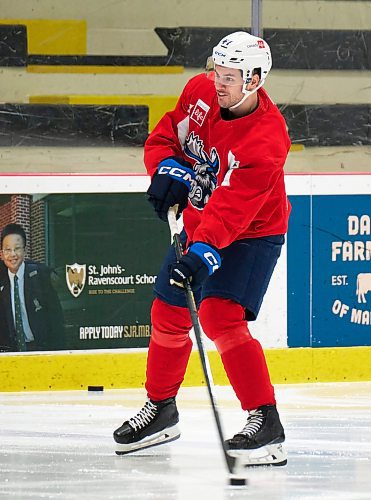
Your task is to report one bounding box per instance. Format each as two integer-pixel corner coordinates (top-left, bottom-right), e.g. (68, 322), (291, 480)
(167, 206), (237, 476)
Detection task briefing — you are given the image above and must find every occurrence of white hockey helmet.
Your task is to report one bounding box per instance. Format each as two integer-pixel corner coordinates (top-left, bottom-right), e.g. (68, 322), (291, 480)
(209, 31), (272, 107)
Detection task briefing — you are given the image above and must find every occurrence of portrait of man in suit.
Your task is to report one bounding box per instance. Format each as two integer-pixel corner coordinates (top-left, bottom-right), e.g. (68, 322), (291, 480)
(0, 223), (65, 352)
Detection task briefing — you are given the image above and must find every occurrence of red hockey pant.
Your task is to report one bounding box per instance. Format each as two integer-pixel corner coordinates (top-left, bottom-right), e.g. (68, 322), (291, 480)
(145, 297), (276, 410)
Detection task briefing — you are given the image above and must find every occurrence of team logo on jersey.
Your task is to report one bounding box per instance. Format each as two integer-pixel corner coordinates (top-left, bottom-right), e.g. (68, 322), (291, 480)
(258, 40), (265, 48)
(184, 132), (220, 210)
(66, 263), (86, 298)
(190, 99), (210, 127)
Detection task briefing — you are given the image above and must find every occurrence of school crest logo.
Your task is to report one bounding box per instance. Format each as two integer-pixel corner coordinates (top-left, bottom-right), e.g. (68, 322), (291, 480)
(66, 263), (86, 298)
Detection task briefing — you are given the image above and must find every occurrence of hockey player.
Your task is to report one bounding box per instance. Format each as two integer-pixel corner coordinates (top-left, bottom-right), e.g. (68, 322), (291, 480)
(114, 31), (291, 466)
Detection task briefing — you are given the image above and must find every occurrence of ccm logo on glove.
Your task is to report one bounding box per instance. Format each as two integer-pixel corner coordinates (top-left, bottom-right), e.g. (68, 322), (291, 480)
(202, 250), (221, 273)
(170, 242), (221, 291)
(146, 157), (195, 222)
(158, 162), (195, 190)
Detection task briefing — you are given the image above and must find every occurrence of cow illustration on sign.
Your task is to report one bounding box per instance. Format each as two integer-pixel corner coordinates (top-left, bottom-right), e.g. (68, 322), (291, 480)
(356, 273), (371, 304)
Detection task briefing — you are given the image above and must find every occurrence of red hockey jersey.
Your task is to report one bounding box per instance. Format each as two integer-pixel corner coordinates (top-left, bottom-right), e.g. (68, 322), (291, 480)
(144, 73), (291, 249)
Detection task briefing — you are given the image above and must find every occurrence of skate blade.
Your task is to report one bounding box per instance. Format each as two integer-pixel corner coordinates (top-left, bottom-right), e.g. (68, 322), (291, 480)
(228, 443), (287, 467)
(115, 424), (180, 455)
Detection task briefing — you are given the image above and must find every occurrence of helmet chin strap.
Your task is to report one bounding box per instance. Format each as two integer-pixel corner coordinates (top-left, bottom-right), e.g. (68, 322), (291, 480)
(229, 81), (264, 110)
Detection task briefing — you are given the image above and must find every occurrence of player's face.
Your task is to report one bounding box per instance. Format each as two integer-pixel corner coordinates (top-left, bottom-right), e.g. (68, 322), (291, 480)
(1, 234), (26, 274)
(213, 65), (245, 109)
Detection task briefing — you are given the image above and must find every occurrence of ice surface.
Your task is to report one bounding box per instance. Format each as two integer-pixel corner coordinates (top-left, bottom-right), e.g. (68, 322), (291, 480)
(0, 382), (370, 499)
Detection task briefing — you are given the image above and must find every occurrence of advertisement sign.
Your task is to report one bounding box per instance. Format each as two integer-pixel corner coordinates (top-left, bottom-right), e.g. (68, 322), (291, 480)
(287, 175), (371, 348)
(1, 173), (371, 354)
(0, 179), (168, 352)
(313, 195), (371, 346)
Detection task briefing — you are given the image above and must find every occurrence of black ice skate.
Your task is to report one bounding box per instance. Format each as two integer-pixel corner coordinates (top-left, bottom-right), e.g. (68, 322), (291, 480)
(226, 404), (287, 467)
(114, 397), (180, 455)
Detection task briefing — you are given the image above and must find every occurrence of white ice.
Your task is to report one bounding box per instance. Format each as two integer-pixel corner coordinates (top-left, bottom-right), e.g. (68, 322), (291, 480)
(1, 382), (371, 499)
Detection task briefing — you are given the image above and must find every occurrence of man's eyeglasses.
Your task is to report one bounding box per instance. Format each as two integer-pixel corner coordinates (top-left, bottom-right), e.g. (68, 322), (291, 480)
(2, 246), (25, 256)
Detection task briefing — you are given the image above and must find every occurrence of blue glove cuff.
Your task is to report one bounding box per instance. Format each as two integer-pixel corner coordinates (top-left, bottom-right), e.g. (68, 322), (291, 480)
(189, 242), (221, 275)
(158, 158), (195, 190)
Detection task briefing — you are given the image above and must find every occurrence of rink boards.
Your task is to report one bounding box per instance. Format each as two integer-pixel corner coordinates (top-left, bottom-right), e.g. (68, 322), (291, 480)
(0, 173), (371, 390)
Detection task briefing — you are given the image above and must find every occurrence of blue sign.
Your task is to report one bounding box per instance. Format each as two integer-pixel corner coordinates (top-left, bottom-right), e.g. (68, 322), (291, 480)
(288, 194), (371, 347)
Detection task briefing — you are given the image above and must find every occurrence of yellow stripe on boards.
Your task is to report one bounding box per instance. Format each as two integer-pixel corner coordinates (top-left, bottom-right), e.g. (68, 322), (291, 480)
(0, 19), (86, 55)
(289, 144), (305, 152)
(29, 95), (71, 105)
(0, 347), (370, 392)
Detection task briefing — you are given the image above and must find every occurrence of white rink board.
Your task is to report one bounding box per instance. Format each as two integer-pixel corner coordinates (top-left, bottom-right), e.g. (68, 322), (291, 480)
(2, 172), (371, 196)
(0, 173), (150, 194)
(0, 172), (371, 195)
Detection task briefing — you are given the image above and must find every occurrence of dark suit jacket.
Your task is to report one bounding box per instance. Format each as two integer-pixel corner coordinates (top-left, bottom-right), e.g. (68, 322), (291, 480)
(0, 260), (65, 352)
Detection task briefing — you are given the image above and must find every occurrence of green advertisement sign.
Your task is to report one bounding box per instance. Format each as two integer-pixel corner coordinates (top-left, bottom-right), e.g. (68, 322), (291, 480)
(0, 192), (169, 352)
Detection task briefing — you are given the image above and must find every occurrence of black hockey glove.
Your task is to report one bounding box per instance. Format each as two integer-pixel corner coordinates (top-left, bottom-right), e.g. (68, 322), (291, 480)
(169, 242), (221, 291)
(146, 157), (195, 222)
